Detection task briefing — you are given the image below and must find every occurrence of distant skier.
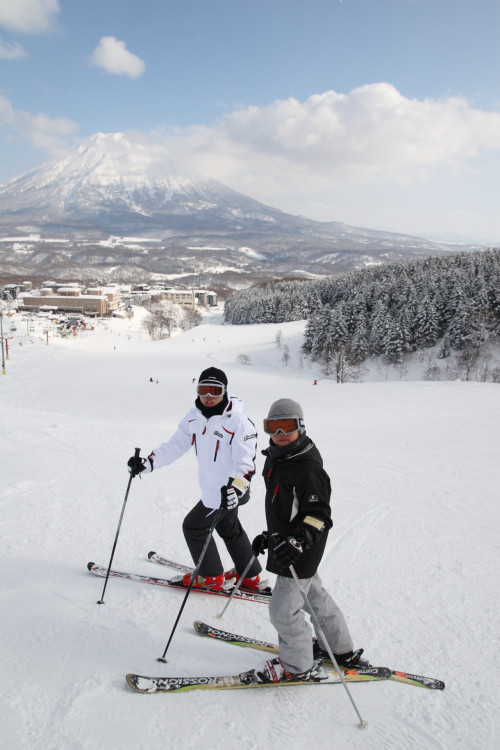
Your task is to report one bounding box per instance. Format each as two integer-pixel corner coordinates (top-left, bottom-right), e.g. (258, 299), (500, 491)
(244, 398), (369, 684)
(127, 367), (264, 592)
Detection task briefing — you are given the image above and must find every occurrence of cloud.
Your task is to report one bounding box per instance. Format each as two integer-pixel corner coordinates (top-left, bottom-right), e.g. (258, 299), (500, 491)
(0, 38), (27, 59)
(163, 83), (500, 200)
(0, 92), (16, 124)
(0, 92), (78, 155)
(0, 0), (60, 34)
(17, 110), (79, 153)
(90, 36), (146, 79)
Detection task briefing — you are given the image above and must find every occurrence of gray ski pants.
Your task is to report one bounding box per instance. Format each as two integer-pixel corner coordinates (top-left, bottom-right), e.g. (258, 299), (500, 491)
(269, 573), (354, 674)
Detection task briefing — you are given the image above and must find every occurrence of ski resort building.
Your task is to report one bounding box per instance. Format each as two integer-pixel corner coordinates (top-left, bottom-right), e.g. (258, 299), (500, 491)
(18, 285), (121, 316)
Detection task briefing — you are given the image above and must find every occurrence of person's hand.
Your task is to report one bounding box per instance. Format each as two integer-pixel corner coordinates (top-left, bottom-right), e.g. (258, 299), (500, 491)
(251, 531), (268, 556)
(272, 533), (303, 567)
(220, 476), (250, 509)
(220, 485), (238, 510)
(127, 454), (152, 477)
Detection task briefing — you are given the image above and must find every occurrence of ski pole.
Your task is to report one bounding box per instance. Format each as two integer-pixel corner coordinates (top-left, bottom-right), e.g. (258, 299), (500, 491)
(217, 554), (256, 619)
(96, 447), (140, 605)
(158, 505), (223, 662)
(288, 565), (368, 729)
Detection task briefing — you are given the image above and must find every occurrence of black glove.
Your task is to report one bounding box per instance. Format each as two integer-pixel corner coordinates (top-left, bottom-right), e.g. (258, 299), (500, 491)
(251, 531), (269, 556)
(272, 533), (304, 567)
(127, 454), (148, 477)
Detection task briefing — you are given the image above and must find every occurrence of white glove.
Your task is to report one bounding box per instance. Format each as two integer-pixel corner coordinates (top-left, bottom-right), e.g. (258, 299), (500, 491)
(220, 476), (250, 510)
(221, 486), (239, 510)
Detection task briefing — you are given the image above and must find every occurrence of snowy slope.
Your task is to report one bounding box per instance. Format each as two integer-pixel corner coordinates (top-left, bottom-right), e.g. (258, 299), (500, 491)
(1, 309), (499, 749)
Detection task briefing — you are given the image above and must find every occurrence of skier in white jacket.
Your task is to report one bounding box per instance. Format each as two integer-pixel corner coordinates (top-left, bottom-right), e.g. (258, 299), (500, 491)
(128, 367), (264, 592)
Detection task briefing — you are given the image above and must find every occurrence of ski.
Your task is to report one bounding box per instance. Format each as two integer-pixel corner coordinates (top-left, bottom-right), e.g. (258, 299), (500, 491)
(125, 667), (380, 694)
(86, 562), (270, 604)
(193, 621), (445, 691)
(147, 550), (273, 596)
(147, 551), (193, 575)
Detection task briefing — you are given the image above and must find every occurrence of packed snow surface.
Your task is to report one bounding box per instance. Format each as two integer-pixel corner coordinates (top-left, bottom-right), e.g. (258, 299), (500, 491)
(1, 308), (499, 749)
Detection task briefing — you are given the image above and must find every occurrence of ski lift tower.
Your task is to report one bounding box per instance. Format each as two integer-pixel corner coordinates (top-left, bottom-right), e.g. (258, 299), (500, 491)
(0, 309), (6, 374)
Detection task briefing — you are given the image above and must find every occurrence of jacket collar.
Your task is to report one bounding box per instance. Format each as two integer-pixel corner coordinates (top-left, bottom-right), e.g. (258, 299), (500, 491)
(262, 433), (314, 462)
(195, 393), (230, 419)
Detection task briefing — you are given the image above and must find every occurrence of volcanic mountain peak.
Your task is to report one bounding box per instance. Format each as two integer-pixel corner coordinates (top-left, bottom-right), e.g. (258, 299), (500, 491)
(2, 131), (218, 196)
(0, 132), (480, 286)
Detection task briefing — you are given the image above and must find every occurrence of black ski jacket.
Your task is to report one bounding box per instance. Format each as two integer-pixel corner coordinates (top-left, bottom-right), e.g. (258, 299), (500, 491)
(262, 435), (333, 578)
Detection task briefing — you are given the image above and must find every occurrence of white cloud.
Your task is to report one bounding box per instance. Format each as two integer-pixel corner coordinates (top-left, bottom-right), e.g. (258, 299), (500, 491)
(17, 110), (79, 153)
(0, 92), (15, 124)
(164, 83), (500, 200)
(0, 37), (27, 59)
(90, 36), (146, 79)
(0, 92), (78, 155)
(0, 0), (60, 34)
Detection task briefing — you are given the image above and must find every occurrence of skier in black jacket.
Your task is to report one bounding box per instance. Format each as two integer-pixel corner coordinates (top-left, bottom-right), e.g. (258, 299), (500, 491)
(244, 398), (368, 684)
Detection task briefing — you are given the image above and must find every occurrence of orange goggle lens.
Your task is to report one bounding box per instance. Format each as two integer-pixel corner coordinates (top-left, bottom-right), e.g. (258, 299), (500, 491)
(197, 384), (225, 397)
(263, 417), (299, 435)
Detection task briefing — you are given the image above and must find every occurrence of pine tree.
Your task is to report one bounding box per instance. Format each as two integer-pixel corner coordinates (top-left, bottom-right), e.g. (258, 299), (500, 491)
(383, 314), (406, 364)
(329, 305), (349, 351)
(413, 298), (439, 350)
(369, 300), (390, 356)
(348, 318), (369, 365)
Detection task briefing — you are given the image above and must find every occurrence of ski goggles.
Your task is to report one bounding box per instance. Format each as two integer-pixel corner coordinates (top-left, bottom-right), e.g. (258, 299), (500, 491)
(263, 417), (302, 435)
(197, 383), (225, 397)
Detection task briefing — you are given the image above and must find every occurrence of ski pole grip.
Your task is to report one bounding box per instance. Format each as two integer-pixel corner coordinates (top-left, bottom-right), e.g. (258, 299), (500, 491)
(134, 447), (141, 459)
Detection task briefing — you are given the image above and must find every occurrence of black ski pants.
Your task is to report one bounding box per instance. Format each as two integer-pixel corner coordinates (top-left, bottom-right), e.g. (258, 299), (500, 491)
(182, 500), (262, 578)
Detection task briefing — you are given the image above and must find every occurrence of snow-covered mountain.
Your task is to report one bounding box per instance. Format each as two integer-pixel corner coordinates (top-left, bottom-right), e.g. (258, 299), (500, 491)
(0, 132), (480, 286)
(0, 132), (290, 232)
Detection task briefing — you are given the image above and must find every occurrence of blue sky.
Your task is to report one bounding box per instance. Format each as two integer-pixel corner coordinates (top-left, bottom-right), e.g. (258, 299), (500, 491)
(0, 0), (499, 243)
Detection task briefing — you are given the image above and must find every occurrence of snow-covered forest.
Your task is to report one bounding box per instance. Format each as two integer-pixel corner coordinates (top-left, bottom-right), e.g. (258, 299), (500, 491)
(224, 250), (500, 381)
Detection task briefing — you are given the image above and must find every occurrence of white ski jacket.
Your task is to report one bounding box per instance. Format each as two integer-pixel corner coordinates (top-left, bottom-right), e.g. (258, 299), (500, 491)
(149, 395), (258, 509)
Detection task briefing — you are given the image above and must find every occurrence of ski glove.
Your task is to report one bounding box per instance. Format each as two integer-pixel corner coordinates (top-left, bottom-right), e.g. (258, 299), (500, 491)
(220, 476), (250, 510)
(251, 531), (269, 556)
(220, 485), (238, 510)
(127, 454), (152, 477)
(272, 533), (304, 567)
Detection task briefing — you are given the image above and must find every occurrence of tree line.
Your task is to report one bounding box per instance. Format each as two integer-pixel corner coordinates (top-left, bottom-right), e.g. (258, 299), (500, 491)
(224, 249), (500, 380)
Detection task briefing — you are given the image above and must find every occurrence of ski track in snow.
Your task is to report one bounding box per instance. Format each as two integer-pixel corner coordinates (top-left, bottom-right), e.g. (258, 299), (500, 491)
(329, 503), (396, 565)
(1, 309), (499, 749)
